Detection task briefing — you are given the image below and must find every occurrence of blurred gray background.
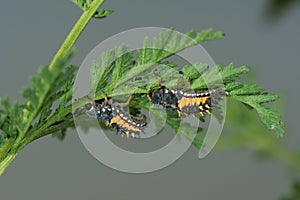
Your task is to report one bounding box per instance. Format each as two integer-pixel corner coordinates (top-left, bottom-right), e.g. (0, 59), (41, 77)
(0, 0), (299, 199)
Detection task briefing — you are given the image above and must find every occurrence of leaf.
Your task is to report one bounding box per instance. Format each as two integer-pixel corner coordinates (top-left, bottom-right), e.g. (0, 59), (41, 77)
(0, 97), (18, 139)
(72, 0), (113, 18)
(220, 63), (249, 83)
(91, 51), (115, 94)
(232, 95), (284, 135)
(181, 62), (208, 80)
(94, 8), (114, 19)
(137, 28), (224, 65)
(88, 28), (284, 142)
(0, 139), (12, 161)
(188, 63), (247, 90)
(185, 62), (284, 136)
(111, 45), (135, 85)
(52, 129), (67, 141)
(229, 84), (264, 95)
(0, 51), (76, 147)
(92, 29), (224, 100)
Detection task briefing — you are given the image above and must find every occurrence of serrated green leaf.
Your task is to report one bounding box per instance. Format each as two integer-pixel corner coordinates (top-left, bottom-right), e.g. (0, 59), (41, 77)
(229, 84), (264, 95)
(72, 0), (113, 18)
(182, 62), (208, 80)
(0, 97), (11, 114)
(232, 94), (279, 104)
(232, 95), (284, 136)
(92, 29), (224, 100)
(111, 45), (135, 84)
(0, 140), (11, 161)
(8, 52), (74, 146)
(221, 63), (249, 82)
(225, 82), (244, 91)
(0, 115), (7, 129)
(89, 28), (284, 141)
(137, 28), (224, 65)
(94, 8), (113, 18)
(191, 64), (223, 90)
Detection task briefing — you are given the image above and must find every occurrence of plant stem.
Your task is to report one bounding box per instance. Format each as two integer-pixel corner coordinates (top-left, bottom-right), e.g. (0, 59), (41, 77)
(13, 0), (105, 151)
(0, 0), (105, 176)
(49, 0), (104, 71)
(0, 153), (16, 176)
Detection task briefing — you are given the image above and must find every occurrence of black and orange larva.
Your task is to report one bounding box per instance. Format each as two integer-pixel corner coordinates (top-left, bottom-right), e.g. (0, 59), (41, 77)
(84, 94), (146, 138)
(147, 72), (226, 117)
(172, 89), (226, 117)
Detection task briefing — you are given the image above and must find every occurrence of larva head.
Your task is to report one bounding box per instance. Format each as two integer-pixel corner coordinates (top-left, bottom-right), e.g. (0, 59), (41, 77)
(84, 102), (99, 119)
(148, 86), (178, 110)
(84, 101), (113, 122)
(148, 86), (166, 106)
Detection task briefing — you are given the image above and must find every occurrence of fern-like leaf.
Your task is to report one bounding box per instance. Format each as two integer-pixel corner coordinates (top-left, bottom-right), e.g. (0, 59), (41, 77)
(87, 29), (284, 146)
(91, 29), (224, 99)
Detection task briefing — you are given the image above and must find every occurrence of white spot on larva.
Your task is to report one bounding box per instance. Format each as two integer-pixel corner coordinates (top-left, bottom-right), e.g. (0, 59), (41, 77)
(180, 91), (183, 95)
(120, 113), (124, 117)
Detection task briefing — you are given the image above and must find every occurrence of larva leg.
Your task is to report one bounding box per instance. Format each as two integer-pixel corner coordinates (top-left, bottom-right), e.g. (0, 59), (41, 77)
(183, 77), (191, 92)
(120, 95), (134, 108)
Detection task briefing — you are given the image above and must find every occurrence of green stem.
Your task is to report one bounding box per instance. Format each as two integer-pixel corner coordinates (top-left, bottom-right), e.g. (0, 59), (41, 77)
(0, 0), (105, 176)
(49, 0), (104, 71)
(13, 0), (105, 151)
(0, 153), (16, 176)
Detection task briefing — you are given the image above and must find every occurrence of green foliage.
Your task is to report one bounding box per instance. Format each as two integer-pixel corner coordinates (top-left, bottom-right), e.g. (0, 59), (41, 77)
(229, 87), (284, 136)
(136, 28), (224, 65)
(72, 0), (113, 18)
(0, 0), (285, 176)
(216, 98), (300, 171)
(280, 181), (300, 200)
(91, 28), (224, 99)
(194, 63), (285, 136)
(86, 29), (284, 148)
(0, 52), (77, 159)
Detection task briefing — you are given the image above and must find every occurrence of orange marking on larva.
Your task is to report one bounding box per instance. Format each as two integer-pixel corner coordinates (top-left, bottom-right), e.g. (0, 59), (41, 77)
(177, 97), (189, 110)
(178, 97), (209, 110)
(195, 97), (209, 105)
(110, 115), (140, 132)
(110, 116), (124, 126)
(186, 97), (193, 106)
(123, 121), (140, 132)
